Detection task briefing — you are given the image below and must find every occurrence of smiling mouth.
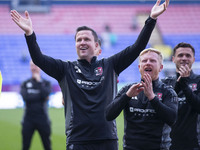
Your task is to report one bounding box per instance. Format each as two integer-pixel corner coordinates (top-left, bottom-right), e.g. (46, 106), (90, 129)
(80, 48), (87, 51)
(180, 62), (188, 66)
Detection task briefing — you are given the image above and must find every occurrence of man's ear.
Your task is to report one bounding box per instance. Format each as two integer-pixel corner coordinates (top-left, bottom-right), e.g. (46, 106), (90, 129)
(192, 57), (195, 64)
(159, 64), (163, 72)
(95, 42), (99, 48)
(172, 56), (175, 63)
(98, 49), (102, 55)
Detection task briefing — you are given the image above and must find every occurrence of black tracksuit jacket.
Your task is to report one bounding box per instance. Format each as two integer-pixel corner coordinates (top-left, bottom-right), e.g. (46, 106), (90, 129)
(21, 78), (51, 119)
(25, 16), (156, 144)
(162, 71), (200, 150)
(106, 79), (178, 150)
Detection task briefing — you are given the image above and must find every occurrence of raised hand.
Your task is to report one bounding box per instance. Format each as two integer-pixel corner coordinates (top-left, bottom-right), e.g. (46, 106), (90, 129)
(150, 0), (170, 19)
(10, 10), (33, 35)
(126, 83), (144, 98)
(177, 65), (191, 82)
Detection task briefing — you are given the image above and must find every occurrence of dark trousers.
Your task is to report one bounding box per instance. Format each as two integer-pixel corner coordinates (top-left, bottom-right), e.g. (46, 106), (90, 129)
(67, 140), (118, 150)
(22, 119), (51, 150)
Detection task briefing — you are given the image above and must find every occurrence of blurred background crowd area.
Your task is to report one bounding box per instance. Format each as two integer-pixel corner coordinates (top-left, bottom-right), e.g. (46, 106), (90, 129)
(1, 0), (200, 93)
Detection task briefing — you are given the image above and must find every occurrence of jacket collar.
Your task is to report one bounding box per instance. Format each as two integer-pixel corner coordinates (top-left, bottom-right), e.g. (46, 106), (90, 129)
(176, 70), (194, 79)
(77, 56), (97, 65)
(141, 78), (159, 88)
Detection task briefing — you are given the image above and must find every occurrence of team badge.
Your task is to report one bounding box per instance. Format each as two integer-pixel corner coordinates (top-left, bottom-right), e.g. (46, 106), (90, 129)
(190, 83), (197, 91)
(94, 67), (103, 76)
(156, 93), (162, 100)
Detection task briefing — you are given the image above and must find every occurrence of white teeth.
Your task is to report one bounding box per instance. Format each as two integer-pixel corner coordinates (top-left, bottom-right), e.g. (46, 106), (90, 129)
(80, 47), (87, 50)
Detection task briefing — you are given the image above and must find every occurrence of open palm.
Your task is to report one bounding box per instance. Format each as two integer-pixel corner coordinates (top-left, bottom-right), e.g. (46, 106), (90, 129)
(10, 10), (33, 35)
(150, 0), (169, 19)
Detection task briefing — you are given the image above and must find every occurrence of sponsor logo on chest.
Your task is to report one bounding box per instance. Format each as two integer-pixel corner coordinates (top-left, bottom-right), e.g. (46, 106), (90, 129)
(129, 107), (156, 117)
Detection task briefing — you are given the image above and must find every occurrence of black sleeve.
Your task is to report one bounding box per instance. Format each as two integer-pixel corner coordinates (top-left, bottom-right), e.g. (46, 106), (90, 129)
(178, 77), (200, 113)
(110, 17), (156, 75)
(25, 32), (65, 82)
(39, 80), (52, 100)
(106, 85), (131, 121)
(150, 88), (178, 126)
(20, 81), (29, 101)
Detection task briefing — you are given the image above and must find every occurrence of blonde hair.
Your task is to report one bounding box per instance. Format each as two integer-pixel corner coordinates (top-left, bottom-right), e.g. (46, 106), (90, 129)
(139, 48), (163, 64)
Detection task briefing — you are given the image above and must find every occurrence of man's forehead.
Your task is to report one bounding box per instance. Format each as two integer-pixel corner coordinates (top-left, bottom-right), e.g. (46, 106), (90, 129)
(176, 47), (194, 55)
(141, 51), (158, 58)
(76, 30), (93, 37)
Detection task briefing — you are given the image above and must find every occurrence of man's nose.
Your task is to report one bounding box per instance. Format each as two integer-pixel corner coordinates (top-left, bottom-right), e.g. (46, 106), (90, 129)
(182, 55), (187, 60)
(146, 59), (151, 64)
(80, 40), (86, 44)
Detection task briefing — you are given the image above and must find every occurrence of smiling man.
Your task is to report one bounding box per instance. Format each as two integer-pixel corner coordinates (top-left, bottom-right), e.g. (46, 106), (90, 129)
(106, 48), (178, 150)
(10, 0), (170, 149)
(162, 42), (200, 150)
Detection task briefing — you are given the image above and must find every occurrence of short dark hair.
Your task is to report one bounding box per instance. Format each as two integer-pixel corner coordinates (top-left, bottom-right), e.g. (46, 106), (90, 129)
(75, 26), (98, 42)
(173, 42), (195, 56)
